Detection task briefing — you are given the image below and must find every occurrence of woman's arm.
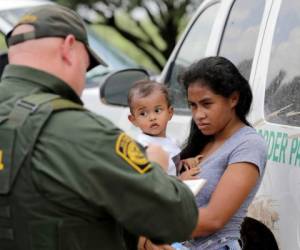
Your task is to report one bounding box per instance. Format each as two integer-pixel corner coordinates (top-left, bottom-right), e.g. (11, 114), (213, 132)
(192, 162), (259, 237)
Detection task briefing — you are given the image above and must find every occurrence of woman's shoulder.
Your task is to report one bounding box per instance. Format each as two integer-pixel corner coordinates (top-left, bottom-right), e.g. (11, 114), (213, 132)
(235, 126), (266, 146)
(229, 126), (268, 171)
(228, 126), (268, 160)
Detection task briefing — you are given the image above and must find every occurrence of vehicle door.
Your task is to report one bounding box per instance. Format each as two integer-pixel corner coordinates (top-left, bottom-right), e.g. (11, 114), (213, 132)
(249, 0), (300, 249)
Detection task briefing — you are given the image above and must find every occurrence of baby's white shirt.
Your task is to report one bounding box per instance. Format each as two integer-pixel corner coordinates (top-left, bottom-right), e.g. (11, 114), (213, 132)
(136, 133), (181, 176)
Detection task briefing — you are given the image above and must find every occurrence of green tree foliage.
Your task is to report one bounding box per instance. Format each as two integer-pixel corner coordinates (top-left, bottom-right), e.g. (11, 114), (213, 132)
(56, 0), (202, 71)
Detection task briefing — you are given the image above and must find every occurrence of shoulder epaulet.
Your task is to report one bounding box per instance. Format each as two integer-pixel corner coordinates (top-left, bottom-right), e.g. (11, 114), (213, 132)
(9, 93), (83, 127)
(50, 98), (84, 111)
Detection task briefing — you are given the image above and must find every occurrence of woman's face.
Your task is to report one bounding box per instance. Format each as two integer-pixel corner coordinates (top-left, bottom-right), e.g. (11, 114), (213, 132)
(187, 81), (238, 136)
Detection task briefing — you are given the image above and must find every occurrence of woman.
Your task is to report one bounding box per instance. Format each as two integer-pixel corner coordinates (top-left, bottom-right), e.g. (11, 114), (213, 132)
(180, 56), (267, 249)
(141, 56), (267, 250)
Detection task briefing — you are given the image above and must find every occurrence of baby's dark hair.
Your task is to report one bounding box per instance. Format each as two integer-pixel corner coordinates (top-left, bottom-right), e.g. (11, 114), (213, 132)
(128, 80), (171, 112)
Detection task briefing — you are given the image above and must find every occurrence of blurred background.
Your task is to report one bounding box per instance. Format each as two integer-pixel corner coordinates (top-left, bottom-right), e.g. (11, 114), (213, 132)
(0, 0), (203, 81)
(56, 0), (204, 73)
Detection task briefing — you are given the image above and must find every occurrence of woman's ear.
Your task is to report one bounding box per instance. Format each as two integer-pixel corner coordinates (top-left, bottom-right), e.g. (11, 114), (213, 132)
(230, 91), (240, 108)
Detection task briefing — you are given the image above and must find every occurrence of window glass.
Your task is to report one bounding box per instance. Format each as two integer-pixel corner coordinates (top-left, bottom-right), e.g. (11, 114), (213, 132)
(218, 0), (265, 80)
(166, 3), (220, 111)
(264, 0), (300, 127)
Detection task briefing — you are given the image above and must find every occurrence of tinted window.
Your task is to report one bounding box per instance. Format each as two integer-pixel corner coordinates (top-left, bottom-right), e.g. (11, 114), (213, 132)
(264, 0), (300, 127)
(167, 3), (220, 111)
(218, 0), (266, 80)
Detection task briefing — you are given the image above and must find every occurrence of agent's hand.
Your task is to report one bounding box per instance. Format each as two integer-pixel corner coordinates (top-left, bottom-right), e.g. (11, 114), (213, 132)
(146, 144), (169, 172)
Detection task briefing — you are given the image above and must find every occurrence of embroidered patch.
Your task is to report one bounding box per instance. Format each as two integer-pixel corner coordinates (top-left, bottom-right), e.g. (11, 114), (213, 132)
(116, 133), (151, 174)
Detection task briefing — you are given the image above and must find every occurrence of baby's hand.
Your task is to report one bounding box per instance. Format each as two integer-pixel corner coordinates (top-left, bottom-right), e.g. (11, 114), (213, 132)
(178, 165), (201, 180)
(180, 154), (203, 169)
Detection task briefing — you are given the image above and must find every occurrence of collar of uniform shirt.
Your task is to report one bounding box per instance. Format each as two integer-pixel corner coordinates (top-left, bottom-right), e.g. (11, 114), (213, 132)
(2, 64), (83, 104)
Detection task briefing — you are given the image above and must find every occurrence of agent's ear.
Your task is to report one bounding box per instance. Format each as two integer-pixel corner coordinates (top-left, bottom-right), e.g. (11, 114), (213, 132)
(61, 34), (76, 66)
(230, 91), (240, 108)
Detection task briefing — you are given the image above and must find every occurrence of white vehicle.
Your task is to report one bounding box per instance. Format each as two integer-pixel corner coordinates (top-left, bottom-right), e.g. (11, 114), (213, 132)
(96, 0), (300, 249)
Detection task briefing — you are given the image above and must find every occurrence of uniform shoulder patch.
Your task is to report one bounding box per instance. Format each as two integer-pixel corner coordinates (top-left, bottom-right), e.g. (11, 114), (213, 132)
(116, 133), (151, 174)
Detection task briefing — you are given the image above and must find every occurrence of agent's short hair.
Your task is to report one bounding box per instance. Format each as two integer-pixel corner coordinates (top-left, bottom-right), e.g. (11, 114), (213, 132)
(128, 80), (172, 113)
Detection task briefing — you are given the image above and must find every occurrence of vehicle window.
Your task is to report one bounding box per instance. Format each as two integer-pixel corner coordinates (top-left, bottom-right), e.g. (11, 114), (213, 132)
(218, 0), (266, 80)
(166, 3), (220, 111)
(264, 0), (300, 127)
(86, 29), (138, 88)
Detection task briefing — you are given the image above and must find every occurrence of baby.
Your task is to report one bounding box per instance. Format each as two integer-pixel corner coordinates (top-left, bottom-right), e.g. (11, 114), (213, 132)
(128, 80), (200, 179)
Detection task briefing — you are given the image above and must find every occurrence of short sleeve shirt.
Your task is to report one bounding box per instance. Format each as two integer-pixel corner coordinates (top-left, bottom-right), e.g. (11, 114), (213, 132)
(189, 126), (267, 249)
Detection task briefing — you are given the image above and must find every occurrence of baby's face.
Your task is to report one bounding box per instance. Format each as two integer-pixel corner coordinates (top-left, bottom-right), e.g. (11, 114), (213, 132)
(129, 92), (173, 137)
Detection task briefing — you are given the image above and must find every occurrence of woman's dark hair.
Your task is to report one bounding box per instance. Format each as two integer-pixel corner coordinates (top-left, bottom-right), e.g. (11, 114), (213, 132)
(180, 56), (253, 159)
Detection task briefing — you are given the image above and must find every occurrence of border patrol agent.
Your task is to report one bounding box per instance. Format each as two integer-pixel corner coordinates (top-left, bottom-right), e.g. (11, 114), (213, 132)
(0, 4), (198, 250)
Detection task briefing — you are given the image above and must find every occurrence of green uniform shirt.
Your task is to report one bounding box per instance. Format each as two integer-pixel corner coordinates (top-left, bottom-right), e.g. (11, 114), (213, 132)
(0, 65), (198, 249)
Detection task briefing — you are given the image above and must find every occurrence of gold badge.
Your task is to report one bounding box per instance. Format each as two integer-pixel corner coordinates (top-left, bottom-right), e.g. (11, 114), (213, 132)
(19, 15), (37, 24)
(116, 133), (151, 174)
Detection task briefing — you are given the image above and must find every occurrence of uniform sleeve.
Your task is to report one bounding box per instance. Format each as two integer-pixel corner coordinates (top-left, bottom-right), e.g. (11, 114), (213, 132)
(31, 111), (198, 244)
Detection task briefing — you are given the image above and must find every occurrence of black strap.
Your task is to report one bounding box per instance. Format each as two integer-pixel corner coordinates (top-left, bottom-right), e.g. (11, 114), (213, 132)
(7, 31), (37, 47)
